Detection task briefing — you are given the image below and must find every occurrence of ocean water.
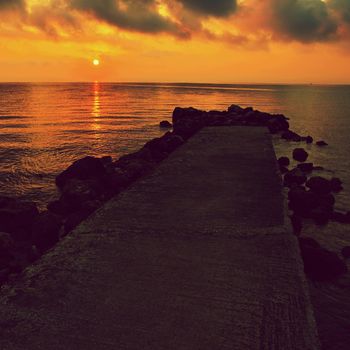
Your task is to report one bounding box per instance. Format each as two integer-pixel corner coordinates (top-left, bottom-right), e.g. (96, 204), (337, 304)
(1, 82), (350, 347)
(1, 82), (350, 210)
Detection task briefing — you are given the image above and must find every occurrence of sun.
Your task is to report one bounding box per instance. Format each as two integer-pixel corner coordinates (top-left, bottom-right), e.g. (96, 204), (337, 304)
(93, 59), (100, 66)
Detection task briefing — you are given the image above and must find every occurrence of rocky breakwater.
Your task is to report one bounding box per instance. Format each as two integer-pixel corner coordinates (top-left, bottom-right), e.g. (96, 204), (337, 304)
(0, 104), (306, 287)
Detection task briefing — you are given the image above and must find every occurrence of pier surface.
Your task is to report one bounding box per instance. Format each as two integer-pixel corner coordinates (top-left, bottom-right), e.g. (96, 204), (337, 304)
(0, 127), (319, 349)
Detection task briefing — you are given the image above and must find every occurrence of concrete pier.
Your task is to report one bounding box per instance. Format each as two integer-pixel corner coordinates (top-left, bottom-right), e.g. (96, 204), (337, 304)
(0, 127), (319, 349)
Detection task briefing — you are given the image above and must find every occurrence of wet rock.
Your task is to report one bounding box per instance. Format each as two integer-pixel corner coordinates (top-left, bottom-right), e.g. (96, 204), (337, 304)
(299, 237), (321, 249)
(0, 232), (15, 269)
(227, 104), (244, 114)
(341, 246), (350, 259)
(306, 176), (332, 195)
(299, 245), (347, 281)
(104, 169), (132, 195)
(278, 156), (290, 167)
(31, 211), (62, 252)
(60, 178), (106, 210)
(47, 200), (75, 217)
(0, 196), (39, 240)
(290, 214), (302, 235)
(159, 120), (172, 128)
(288, 187), (319, 217)
(284, 168), (307, 187)
(330, 211), (348, 223)
(309, 206), (332, 225)
(330, 177), (343, 192)
(297, 163), (314, 173)
(172, 107), (206, 139)
(305, 136), (313, 144)
(100, 156), (113, 165)
(281, 130), (301, 142)
(267, 117), (289, 134)
(279, 166), (289, 174)
(64, 209), (92, 235)
(293, 148), (308, 162)
(316, 140), (328, 146)
(56, 156), (107, 189)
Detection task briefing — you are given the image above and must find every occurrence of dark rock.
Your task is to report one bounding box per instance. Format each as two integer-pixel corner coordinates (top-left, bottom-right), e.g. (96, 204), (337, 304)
(60, 178), (106, 210)
(159, 120), (172, 128)
(279, 166), (289, 174)
(305, 136), (313, 144)
(288, 187), (319, 217)
(299, 245), (347, 281)
(0, 232), (15, 269)
(267, 117), (289, 134)
(104, 169), (132, 195)
(297, 163), (314, 173)
(281, 130), (301, 142)
(341, 246), (350, 259)
(316, 140), (328, 146)
(100, 156), (113, 165)
(299, 237), (321, 249)
(172, 107), (205, 139)
(0, 196), (39, 240)
(64, 209), (91, 235)
(278, 156), (290, 167)
(284, 168), (307, 187)
(227, 105), (244, 114)
(292, 148), (308, 162)
(330, 211), (348, 223)
(56, 156), (107, 189)
(306, 176), (332, 195)
(31, 211), (62, 252)
(309, 206), (332, 225)
(47, 200), (72, 217)
(330, 177), (343, 192)
(290, 215), (302, 235)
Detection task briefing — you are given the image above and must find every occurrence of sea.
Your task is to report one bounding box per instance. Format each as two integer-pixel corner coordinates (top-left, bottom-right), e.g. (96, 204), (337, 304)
(0, 82), (350, 347)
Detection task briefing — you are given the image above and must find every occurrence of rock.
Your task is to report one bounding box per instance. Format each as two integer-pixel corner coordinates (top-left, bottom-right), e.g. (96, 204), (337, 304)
(279, 166), (289, 174)
(100, 156), (113, 165)
(292, 148), (308, 162)
(281, 130), (301, 142)
(227, 105), (244, 114)
(172, 107), (205, 139)
(309, 206), (332, 225)
(0, 232), (15, 269)
(64, 209), (91, 235)
(299, 237), (321, 249)
(297, 163), (313, 173)
(56, 156), (107, 189)
(299, 245), (347, 281)
(47, 200), (73, 217)
(104, 169), (132, 195)
(267, 117), (289, 134)
(159, 120), (172, 128)
(330, 211), (348, 223)
(163, 134), (184, 153)
(284, 168), (307, 187)
(330, 177), (343, 192)
(306, 176), (332, 195)
(290, 215), (302, 235)
(305, 136), (313, 144)
(60, 178), (106, 210)
(0, 196), (39, 240)
(313, 166), (324, 171)
(288, 187), (319, 217)
(316, 140), (328, 146)
(341, 246), (350, 259)
(31, 211), (62, 252)
(278, 156), (290, 167)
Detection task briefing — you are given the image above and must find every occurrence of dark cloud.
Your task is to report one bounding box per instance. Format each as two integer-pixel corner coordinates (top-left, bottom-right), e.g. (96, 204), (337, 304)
(178, 0), (237, 17)
(272, 0), (338, 42)
(0, 0), (23, 10)
(330, 0), (350, 23)
(71, 0), (189, 37)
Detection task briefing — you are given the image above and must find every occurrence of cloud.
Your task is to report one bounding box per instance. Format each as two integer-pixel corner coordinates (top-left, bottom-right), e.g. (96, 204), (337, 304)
(271, 0), (338, 42)
(178, 0), (237, 17)
(330, 0), (350, 23)
(70, 0), (189, 37)
(0, 0), (23, 10)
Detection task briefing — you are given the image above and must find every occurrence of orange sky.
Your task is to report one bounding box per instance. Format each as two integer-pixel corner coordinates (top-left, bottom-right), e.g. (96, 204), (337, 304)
(0, 0), (350, 83)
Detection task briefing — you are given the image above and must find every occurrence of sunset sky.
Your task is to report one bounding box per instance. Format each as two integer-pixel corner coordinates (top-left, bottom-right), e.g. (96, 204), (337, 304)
(1, 0), (350, 83)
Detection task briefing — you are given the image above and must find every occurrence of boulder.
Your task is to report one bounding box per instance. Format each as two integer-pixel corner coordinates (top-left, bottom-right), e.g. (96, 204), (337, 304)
(267, 117), (289, 134)
(330, 211), (348, 223)
(31, 211), (62, 252)
(281, 130), (302, 142)
(341, 246), (350, 259)
(64, 209), (92, 235)
(47, 199), (75, 217)
(288, 187), (319, 217)
(305, 136), (313, 144)
(279, 166), (289, 174)
(309, 206), (332, 225)
(306, 176), (332, 195)
(159, 120), (172, 128)
(299, 237), (321, 249)
(297, 163), (314, 173)
(313, 166), (324, 171)
(55, 156), (107, 189)
(104, 169), (132, 195)
(330, 177), (343, 192)
(316, 140), (328, 146)
(299, 245), (347, 281)
(172, 107), (206, 139)
(100, 156), (113, 165)
(293, 148), (308, 162)
(290, 214), (302, 235)
(0, 232), (15, 269)
(278, 156), (290, 167)
(227, 105), (244, 114)
(0, 196), (39, 240)
(284, 168), (307, 187)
